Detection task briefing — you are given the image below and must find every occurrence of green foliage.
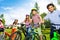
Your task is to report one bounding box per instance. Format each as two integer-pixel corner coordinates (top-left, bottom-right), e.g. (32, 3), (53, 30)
(0, 14), (3, 18)
(34, 2), (39, 13)
(30, 11), (32, 19)
(58, 0), (60, 5)
(40, 12), (51, 28)
(40, 12), (50, 28)
(0, 14), (5, 25)
(44, 20), (50, 28)
(2, 18), (5, 25)
(40, 12), (47, 18)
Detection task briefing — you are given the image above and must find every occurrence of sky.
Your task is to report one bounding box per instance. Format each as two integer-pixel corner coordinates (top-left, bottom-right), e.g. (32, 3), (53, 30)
(0, 0), (60, 25)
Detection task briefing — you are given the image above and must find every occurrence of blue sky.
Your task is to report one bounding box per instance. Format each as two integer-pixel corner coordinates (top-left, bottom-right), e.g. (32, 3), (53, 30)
(0, 0), (31, 7)
(0, 0), (60, 25)
(0, 0), (32, 13)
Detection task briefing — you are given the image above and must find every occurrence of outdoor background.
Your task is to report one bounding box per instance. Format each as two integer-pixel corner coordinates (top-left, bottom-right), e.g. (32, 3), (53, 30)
(0, 0), (60, 25)
(0, 0), (60, 40)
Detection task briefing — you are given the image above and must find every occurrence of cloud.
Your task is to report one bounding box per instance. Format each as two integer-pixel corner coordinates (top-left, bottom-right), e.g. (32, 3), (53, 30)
(3, 1), (35, 25)
(32, 0), (60, 14)
(1, 0), (60, 25)
(2, 7), (13, 10)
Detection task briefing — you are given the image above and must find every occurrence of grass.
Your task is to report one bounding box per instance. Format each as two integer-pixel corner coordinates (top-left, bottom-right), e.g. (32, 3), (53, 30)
(42, 28), (50, 40)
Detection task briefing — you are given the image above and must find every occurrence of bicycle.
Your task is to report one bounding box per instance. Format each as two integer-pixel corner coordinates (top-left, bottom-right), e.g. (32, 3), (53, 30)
(0, 28), (5, 40)
(25, 26), (46, 40)
(9, 23), (26, 40)
(9, 23), (46, 40)
(51, 29), (60, 40)
(50, 23), (60, 40)
(9, 23), (40, 40)
(25, 27), (40, 40)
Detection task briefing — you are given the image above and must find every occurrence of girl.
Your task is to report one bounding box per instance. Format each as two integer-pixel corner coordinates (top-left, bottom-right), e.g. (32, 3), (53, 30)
(0, 19), (4, 40)
(0, 19), (4, 32)
(5, 19), (18, 40)
(24, 15), (32, 36)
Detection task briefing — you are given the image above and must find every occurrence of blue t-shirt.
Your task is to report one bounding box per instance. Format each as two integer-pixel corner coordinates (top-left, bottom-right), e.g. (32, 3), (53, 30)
(44, 10), (60, 29)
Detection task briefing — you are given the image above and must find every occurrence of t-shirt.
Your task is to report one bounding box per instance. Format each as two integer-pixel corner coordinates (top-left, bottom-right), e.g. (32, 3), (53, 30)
(44, 10), (60, 29)
(32, 14), (40, 24)
(25, 21), (30, 28)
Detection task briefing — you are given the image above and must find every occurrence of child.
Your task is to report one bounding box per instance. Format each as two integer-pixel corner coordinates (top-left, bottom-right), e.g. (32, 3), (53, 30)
(31, 8), (44, 40)
(5, 19), (18, 40)
(0, 19), (4, 40)
(24, 15), (32, 36)
(0, 19), (4, 32)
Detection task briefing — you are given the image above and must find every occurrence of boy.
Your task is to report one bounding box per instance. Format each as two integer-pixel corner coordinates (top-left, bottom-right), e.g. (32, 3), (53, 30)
(44, 3), (60, 39)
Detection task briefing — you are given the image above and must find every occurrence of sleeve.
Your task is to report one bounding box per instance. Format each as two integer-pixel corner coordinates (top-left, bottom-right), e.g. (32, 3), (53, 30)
(58, 10), (60, 17)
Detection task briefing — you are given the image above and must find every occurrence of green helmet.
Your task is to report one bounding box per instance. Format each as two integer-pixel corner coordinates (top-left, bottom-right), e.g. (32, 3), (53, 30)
(31, 8), (37, 11)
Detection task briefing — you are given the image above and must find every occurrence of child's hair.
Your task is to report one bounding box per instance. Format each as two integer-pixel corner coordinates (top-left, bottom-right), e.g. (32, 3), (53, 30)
(47, 3), (55, 9)
(25, 15), (30, 22)
(13, 19), (18, 25)
(0, 19), (2, 23)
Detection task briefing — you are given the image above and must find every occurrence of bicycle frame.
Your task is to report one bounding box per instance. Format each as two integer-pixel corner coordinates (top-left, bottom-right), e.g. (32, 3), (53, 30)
(51, 31), (59, 40)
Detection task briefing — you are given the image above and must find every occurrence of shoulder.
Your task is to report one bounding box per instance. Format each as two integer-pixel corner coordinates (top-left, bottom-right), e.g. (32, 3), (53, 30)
(55, 10), (60, 13)
(55, 10), (60, 15)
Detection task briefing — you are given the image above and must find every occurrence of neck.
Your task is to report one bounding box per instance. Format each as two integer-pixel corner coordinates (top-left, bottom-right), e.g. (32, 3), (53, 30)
(50, 10), (55, 13)
(33, 14), (37, 16)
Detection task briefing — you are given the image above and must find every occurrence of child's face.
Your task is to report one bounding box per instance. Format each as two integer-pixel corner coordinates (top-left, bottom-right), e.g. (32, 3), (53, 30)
(15, 20), (18, 23)
(32, 11), (37, 15)
(48, 6), (55, 12)
(26, 16), (29, 19)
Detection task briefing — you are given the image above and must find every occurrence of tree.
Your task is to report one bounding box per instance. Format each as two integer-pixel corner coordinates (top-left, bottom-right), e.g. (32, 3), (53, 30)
(58, 0), (60, 5)
(40, 12), (47, 18)
(0, 14), (4, 18)
(40, 12), (51, 28)
(30, 11), (32, 19)
(0, 14), (5, 25)
(34, 2), (39, 13)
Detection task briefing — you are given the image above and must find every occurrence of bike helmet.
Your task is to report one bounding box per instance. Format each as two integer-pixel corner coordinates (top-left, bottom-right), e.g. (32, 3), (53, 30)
(31, 8), (37, 11)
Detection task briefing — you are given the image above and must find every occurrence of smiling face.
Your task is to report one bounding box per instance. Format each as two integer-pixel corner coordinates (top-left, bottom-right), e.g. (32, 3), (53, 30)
(48, 5), (55, 12)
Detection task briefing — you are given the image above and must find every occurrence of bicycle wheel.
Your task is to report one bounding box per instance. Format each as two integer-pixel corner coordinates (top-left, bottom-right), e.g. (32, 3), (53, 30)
(42, 35), (46, 40)
(28, 33), (40, 40)
(34, 33), (40, 40)
(9, 31), (22, 40)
